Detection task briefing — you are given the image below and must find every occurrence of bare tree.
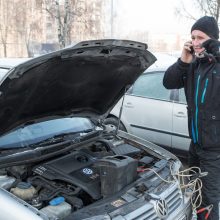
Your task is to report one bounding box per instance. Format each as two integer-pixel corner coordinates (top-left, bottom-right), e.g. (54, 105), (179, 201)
(0, 0), (14, 57)
(78, 1), (103, 39)
(44, 0), (83, 48)
(175, 0), (220, 22)
(14, 0), (42, 57)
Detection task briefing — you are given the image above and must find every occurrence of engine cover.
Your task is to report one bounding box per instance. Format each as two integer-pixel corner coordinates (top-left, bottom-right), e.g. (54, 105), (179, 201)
(33, 151), (101, 200)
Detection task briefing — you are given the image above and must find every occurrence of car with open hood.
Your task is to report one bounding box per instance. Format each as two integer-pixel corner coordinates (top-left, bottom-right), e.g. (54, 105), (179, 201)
(0, 40), (192, 220)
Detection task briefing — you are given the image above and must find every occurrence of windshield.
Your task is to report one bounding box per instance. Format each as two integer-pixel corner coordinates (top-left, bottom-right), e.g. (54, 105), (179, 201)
(0, 117), (95, 149)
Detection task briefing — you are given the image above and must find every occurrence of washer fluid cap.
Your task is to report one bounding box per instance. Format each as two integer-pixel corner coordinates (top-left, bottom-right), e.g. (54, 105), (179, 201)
(49, 196), (65, 206)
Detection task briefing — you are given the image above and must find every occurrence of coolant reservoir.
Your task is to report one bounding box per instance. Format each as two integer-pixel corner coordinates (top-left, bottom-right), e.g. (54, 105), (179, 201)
(41, 197), (71, 220)
(0, 175), (16, 190)
(10, 182), (36, 201)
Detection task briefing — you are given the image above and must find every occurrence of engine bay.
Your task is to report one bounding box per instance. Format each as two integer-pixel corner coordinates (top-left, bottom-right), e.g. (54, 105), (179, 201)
(0, 134), (166, 220)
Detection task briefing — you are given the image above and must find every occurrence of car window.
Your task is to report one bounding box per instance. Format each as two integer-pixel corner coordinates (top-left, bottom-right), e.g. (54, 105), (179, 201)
(131, 71), (170, 101)
(179, 88), (187, 104)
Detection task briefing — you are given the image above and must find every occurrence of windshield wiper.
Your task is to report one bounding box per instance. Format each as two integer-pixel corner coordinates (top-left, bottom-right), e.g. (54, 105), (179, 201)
(30, 128), (94, 147)
(54, 128), (93, 138)
(0, 130), (101, 168)
(0, 140), (72, 165)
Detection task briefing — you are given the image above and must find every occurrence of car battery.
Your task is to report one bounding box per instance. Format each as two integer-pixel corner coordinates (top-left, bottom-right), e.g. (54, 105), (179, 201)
(96, 155), (138, 197)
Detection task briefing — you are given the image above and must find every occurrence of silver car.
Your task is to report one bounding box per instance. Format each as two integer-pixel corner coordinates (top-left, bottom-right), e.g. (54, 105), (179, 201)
(0, 41), (192, 220)
(106, 54), (190, 158)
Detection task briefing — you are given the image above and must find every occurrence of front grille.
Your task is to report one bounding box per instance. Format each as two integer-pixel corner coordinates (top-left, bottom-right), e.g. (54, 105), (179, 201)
(163, 182), (182, 215)
(114, 182), (182, 220)
(123, 203), (159, 220)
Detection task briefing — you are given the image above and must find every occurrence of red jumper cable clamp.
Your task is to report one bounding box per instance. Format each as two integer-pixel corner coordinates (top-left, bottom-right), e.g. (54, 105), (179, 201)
(197, 204), (213, 220)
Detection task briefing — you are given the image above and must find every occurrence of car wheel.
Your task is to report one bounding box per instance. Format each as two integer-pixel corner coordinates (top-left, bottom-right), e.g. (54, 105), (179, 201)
(104, 117), (126, 131)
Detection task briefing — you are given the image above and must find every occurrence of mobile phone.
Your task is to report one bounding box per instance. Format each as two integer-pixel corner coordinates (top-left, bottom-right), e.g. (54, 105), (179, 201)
(190, 46), (194, 54)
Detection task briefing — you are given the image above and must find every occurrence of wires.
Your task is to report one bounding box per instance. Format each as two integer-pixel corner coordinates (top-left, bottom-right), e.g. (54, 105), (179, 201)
(175, 166), (204, 211)
(137, 164), (205, 212)
(137, 166), (175, 184)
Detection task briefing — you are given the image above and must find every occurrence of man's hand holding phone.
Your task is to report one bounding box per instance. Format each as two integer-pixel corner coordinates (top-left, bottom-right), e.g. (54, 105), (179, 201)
(181, 41), (194, 63)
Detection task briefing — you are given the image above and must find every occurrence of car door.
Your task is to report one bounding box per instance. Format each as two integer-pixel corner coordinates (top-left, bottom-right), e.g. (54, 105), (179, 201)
(121, 71), (174, 149)
(172, 88), (191, 153)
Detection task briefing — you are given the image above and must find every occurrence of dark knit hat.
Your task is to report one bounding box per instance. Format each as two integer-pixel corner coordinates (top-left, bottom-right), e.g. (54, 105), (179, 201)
(191, 16), (219, 39)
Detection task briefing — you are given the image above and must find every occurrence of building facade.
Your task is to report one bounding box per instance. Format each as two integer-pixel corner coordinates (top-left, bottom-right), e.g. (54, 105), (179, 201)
(0, 0), (105, 57)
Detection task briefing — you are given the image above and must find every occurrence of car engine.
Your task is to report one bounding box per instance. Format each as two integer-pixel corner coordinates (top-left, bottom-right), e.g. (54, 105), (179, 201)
(0, 134), (172, 220)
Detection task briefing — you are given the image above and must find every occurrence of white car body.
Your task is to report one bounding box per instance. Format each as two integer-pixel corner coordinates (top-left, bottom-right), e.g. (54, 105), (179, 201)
(109, 53), (191, 157)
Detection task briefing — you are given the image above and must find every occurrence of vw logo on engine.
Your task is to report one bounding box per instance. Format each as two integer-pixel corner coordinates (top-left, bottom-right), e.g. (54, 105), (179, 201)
(82, 168), (93, 175)
(155, 199), (169, 219)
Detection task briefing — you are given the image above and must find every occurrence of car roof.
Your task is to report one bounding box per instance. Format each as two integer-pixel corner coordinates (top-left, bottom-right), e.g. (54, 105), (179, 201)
(0, 58), (32, 81)
(0, 58), (31, 69)
(146, 52), (178, 72)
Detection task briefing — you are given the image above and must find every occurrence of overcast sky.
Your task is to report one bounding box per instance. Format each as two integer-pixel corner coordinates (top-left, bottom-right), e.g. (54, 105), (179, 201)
(112, 0), (198, 36)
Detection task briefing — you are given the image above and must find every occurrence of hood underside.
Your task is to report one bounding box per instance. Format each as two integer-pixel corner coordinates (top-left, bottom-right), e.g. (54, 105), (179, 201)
(0, 39), (156, 136)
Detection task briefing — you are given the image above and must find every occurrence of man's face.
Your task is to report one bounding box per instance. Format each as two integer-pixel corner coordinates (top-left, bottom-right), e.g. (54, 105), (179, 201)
(191, 30), (211, 55)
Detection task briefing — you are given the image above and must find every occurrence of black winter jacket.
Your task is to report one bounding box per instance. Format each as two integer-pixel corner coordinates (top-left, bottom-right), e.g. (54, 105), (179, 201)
(163, 57), (220, 150)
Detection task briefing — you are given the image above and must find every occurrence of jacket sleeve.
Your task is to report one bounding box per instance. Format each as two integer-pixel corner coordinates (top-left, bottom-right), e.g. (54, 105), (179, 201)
(163, 58), (190, 89)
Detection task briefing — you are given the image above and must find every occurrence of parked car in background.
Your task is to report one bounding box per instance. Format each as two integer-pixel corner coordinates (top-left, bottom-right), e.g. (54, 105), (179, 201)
(105, 53), (190, 158)
(0, 58), (31, 80)
(0, 40), (192, 220)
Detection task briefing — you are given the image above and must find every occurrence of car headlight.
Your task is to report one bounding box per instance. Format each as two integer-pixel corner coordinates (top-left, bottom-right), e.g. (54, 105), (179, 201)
(84, 214), (111, 220)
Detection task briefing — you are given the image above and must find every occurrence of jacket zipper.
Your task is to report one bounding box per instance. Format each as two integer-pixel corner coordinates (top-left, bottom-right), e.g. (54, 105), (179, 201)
(201, 78), (209, 103)
(195, 75), (200, 143)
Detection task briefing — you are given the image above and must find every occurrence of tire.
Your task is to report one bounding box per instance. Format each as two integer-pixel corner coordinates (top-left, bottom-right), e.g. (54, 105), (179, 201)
(104, 117), (126, 131)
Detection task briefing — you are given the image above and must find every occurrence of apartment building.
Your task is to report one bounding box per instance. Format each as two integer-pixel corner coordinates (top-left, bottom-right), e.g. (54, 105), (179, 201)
(0, 0), (105, 57)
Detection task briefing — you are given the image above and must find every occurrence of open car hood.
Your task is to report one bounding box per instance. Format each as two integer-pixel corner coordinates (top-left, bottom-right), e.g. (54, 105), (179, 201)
(0, 39), (156, 136)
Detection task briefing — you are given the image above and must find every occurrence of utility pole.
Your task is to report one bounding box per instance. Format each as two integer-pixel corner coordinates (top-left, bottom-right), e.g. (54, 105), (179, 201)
(111, 0), (113, 38)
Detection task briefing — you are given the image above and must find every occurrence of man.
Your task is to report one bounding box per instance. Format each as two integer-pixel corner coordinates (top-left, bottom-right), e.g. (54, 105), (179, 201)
(163, 16), (220, 220)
